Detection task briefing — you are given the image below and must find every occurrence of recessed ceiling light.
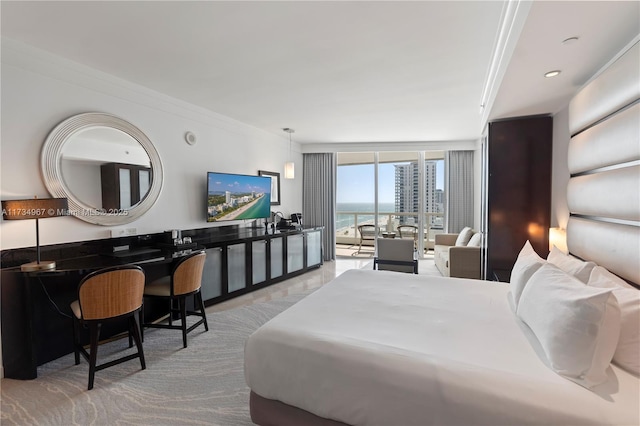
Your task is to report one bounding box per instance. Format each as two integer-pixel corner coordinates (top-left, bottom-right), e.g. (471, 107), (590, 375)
(562, 36), (579, 45)
(544, 70), (561, 78)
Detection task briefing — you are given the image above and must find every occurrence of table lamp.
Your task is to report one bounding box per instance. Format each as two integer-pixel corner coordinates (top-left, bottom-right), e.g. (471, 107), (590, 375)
(1, 197), (69, 271)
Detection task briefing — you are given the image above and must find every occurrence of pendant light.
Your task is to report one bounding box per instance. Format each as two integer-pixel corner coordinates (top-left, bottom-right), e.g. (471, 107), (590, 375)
(283, 128), (295, 179)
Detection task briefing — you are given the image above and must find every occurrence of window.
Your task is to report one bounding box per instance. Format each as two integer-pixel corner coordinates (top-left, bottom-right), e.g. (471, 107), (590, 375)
(337, 151), (445, 256)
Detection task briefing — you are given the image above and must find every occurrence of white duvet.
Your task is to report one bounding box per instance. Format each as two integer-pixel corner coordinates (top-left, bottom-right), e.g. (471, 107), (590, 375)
(244, 269), (639, 425)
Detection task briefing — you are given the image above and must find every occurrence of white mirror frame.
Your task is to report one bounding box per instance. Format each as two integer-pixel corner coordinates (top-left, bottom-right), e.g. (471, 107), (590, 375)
(41, 112), (164, 226)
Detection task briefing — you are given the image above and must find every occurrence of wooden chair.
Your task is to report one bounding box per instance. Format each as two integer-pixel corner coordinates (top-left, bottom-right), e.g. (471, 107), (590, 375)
(373, 238), (418, 274)
(142, 251), (208, 348)
(357, 224), (377, 254)
(70, 265), (146, 390)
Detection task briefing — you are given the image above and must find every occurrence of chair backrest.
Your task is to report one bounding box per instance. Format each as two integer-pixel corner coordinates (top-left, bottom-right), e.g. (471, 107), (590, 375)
(78, 265), (145, 320)
(397, 225), (418, 240)
(172, 251), (207, 296)
(376, 238), (416, 273)
(358, 224), (377, 240)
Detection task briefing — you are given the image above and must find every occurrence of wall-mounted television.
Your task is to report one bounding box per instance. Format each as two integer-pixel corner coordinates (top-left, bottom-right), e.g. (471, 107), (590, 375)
(207, 172), (271, 222)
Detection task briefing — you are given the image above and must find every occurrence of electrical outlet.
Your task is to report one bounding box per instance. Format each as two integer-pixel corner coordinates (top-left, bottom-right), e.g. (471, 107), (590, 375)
(110, 228), (137, 238)
(110, 229), (126, 238)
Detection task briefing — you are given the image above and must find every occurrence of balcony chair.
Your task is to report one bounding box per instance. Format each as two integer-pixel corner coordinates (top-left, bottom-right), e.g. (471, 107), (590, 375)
(356, 224), (377, 254)
(71, 265), (146, 390)
(142, 251), (208, 348)
(397, 224), (418, 247)
(373, 237), (418, 274)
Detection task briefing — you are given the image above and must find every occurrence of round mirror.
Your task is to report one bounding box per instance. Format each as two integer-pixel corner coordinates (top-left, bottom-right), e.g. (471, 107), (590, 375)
(41, 113), (163, 225)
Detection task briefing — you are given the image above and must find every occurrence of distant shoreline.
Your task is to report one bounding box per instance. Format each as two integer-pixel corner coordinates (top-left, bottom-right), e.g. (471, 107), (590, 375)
(221, 195), (262, 221)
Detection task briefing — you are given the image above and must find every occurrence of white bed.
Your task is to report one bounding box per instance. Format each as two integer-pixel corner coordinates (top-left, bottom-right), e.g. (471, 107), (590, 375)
(245, 269), (639, 425)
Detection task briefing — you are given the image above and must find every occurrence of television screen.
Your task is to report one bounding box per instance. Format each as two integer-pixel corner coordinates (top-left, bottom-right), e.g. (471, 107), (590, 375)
(207, 172), (271, 222)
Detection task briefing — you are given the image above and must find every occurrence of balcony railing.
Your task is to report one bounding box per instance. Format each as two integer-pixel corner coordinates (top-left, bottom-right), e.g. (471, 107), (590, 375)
(336, 211), (444, 250)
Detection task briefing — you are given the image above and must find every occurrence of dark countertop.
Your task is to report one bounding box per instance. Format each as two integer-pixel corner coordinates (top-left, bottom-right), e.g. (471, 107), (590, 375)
(1, 226), (324, 273)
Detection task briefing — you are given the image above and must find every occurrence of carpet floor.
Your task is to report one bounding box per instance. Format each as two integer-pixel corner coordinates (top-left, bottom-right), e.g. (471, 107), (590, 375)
(1, 291), (310, 426)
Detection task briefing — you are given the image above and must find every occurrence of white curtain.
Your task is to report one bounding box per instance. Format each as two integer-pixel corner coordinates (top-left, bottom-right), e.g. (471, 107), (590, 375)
(446, 150), (474, 233)
(302, 153), (336, 260)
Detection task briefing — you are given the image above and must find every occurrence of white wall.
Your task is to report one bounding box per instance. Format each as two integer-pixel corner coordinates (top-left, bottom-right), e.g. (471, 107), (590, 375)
(551, 106), (571, 229)
(0, 39), (302, 250)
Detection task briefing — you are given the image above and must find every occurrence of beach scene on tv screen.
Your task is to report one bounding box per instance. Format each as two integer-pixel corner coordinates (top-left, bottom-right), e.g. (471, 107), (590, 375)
(207, 173), (271, 222)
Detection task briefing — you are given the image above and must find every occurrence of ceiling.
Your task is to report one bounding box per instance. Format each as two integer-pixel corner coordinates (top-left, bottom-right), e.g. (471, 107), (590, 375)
(1, 1), (638, 144)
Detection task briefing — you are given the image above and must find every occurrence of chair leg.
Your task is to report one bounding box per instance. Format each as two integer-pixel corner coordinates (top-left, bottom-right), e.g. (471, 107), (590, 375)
(130, 314), (146, 370)
(72, 316), (80, 365)
(87, 322), (102, 390)
(196, 291), (208, 332)
(179, 297), (188, 348)
(168, 298), (173, 327)
(139, 305), (144, 342)
(128, 325), (133, 349)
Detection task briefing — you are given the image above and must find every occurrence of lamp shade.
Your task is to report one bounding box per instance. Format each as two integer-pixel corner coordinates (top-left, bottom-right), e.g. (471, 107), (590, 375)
(2, 197), (69, 271)
(2, 198), (68, 220)
(549, 227), (568, 253)
(284, 162), (295, 179)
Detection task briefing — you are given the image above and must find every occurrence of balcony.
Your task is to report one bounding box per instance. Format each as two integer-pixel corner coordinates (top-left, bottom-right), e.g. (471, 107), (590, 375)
(336, 211), (444, 257)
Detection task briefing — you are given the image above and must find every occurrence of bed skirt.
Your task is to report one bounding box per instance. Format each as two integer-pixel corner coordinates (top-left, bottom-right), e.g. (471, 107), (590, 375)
(250, 391), (349, 426)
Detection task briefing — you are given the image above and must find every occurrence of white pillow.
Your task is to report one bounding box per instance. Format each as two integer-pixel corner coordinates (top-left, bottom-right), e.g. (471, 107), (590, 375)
(517, 264), (621, 388)
(467, 233), (481, 247)
(455, 227), (474, 246)
(588, 264), (636, 290)
(510, 240), (545, 308)
(589, 266), (640, 374)
(547, 246), (596, 283)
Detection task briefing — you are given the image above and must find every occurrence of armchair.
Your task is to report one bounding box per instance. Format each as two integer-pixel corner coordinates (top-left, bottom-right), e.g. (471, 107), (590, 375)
(374, 238), (418, 274)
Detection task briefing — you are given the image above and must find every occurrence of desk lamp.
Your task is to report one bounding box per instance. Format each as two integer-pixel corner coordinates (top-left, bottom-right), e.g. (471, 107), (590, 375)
(1, 197), (68, 271)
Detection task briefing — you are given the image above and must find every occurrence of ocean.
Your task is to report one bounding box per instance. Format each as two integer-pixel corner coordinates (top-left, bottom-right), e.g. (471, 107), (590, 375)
(336, 202), (395, 230)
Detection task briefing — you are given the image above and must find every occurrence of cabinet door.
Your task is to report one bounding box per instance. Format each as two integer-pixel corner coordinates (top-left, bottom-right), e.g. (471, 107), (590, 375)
(306, 230), (322, 267)
(118, 168), (132, 209)
(252, 240), (267, 285)
(201, 247), (223, 301)
(270, 237), (283, 279)
(287, 234), (304, 273)
(227, 243), (246, 293)
(139, 169), (151, 202)
(101, 163), (151, 210)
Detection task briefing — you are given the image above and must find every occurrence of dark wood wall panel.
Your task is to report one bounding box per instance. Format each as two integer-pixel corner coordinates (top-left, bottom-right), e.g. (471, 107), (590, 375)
(486, 116), (553, 279)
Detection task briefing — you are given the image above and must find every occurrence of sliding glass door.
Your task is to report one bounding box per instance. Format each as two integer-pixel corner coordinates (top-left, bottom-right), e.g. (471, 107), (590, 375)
(336, 151), (445, 257)
(336, 153), (376, 253)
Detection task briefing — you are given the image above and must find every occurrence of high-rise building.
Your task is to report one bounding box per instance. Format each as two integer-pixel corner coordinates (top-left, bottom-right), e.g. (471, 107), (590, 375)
(435, 189), (444, 212)
(394, 161), (438, 224)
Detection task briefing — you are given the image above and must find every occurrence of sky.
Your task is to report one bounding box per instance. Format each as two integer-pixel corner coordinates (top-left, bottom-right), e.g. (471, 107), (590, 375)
(207, 172), (271, 195)
(337, 160), (444, 204)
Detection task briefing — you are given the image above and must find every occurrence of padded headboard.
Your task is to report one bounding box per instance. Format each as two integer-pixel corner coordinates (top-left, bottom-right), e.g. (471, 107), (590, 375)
(567, 39), (640, 286)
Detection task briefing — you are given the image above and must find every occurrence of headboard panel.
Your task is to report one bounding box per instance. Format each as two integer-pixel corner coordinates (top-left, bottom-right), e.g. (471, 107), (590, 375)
(568, 102), (639, 173)
(567, 165), (640, 222)
(566, 39), (639, 287)
(568, 40), (639, 135)
(568, 218), (640, 284)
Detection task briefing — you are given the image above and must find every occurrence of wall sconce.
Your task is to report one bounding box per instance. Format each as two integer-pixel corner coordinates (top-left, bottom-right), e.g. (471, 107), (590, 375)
(1, 197), (69, 271)
(283, 128), (295, 179)
(549, 227), (568, 253)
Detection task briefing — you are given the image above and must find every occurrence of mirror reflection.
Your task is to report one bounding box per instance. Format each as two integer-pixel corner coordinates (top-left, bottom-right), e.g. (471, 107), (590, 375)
(60, 126), (152, 211)
(41, 112), (163, 226)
